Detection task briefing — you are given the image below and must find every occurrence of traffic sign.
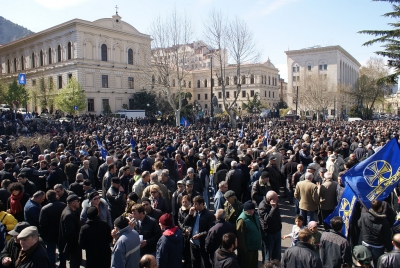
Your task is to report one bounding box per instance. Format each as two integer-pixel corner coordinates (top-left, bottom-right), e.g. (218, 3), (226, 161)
(18, 74), (26, 85)
(74, 106), (78, 111)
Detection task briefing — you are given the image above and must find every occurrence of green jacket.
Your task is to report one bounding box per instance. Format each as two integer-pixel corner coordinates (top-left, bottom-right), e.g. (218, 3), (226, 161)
(236, 211), (262, 251)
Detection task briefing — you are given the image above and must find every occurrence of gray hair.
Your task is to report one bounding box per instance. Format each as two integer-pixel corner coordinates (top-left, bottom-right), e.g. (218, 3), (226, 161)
(218, 181), (227, 188)
(161, 169), (169, 177)
(106, 156), (113, 162)
(231, 161), (237, 167)
(54, 184), (64, 190)
(150, 173), (158, 182)
(324, 172), (333, 180)
(33, 191), (45, 199)
(305, 172), (314, 181)
(215, 209), (226, 221)
(76, 173), (84, 181)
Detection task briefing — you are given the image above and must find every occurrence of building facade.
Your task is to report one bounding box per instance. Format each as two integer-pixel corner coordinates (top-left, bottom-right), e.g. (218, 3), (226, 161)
(285, 45), (361, 117)
(0, 12), (151, 114)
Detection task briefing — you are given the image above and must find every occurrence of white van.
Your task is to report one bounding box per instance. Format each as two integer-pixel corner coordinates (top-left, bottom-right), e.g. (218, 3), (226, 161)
(348, 117), (362, 122)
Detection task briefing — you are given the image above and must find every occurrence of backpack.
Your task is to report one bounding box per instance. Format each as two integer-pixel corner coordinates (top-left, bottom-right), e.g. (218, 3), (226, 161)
(0, 214), (7, 252)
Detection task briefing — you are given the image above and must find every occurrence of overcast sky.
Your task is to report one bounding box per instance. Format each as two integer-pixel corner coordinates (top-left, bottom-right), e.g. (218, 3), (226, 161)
(1, 0), (394, 80)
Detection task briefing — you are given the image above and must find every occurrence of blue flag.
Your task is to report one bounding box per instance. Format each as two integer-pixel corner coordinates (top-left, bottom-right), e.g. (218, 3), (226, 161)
(324, 182), (357, 237)
(96, 139), (108, 160)
(342, 138), (400, 209)
(263, 128), (269, 147)
(130, 136), (136, 151)
(180, 117), (189, 127)
(239, 125), (244, 138)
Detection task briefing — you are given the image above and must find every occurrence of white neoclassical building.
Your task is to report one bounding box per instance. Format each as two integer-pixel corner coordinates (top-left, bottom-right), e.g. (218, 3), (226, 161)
(285, 45), (361, 116)
(0, 12), (151, 114)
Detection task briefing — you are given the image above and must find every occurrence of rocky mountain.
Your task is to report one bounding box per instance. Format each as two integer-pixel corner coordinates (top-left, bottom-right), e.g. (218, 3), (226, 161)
(0, 16), (34, 45)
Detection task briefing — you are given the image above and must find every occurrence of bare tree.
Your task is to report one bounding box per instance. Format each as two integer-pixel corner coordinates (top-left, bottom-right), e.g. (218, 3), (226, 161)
(204, 9), (259, 127)
(143, 9), (194, 126)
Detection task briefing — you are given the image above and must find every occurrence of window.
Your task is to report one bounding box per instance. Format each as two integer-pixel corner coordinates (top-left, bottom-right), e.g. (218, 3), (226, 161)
(218, 104), (222, 108)
(58, 75), (63, 89)
(250, 90), (254, 97)
(48, 48), (52, 64)
(102, 99), (109, 110)
(218, 92), (222, 99)
(205, 104), (208, 108)
(67, 42), (72, 60)
(234, 91), (237, 98)
(7, 60), (10, 73)
(250, 75), (254, 84)
(197, 80), (200, 88)
(319, 65), (322, 70)
(49, 77), (53, 90)
(101, 44), (107, 61)
(40, 50), (44, 66)
(128, 48), (133, 65)
(188, 81), (191, 88)
(205, 94), (208, 100)
(129, 99), (134, 109)
(293, 66), (296, 72)
(14, 58), (17, 72)
(269, 91), (271, 98)
(226, 77), (229, 85)
(297, 66), (300, 72)
(204, 79), (208, 88)
(88, 99), (95, 112)
(242, 91), (246, 98)
(102, 75), (108, 88)
(297, 76), (300, 81)
(68, 73), (72, 81)
(324, 64), (327, 70)
(308, 65), (311, 71)
(293, 66), (299, 72)
(273, 92), (275, 98)
(31, 53), (35, 68)
(57, 45), (62, 62)
(226, 91), (230, 98)
(331, 109), (335, 116)
(197, 94), (201, 100)
(234, 76), (237, 85)
(21, 56), (24, 71)
(241, 75), (246, 85)
(32, 79), (36, 87)
(128, 77), (134, 89)
(269, 76), (271, 85)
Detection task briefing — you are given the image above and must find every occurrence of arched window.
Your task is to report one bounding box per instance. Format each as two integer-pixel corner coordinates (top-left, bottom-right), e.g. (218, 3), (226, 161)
(188, 81), (191, 88)
(67, 42), (72, 60)
(268, 76), (271, 85)
(31, 53), (35, 68)
(21, 56), (24, 71)
(57, 45), (61, 62)
(128, 48), (133, 65)
(48, 48), (52, 64)
(40, 50), (44, 66)
(234, 76), (237, 85)
(101, 44), (107, 61)
(250, 74), (254, 84)
(225, 77), (229, 85)
(14, 58), (17, 72)
(197, 80), (200, 88)
(7, 59), (10, 73)
(241, 75), (246, 84)
(204, 79), (208, 88)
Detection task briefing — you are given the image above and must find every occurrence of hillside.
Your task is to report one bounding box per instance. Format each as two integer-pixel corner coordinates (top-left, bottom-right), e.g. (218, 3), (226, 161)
(0, 16), (34, 45)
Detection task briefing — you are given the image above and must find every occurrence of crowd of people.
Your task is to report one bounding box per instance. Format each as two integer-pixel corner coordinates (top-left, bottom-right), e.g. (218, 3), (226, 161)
(0, 113), (398, 267)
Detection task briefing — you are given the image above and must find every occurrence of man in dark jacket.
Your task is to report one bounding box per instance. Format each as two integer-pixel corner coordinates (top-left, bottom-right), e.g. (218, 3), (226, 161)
(320, 216), (352, 268)
(213, 233), (240, 268)
(79, 206), (112, 268)
(102, 164), (117, 199)
(106, 177), (126, 222)
(156, 213), (183, 268)
(264, 157), (282, 195)
(131, 204), (162, 256)
(39, 190), (66, 268)
(64, 156), (79, 185)
(0, 221), (30, 268)
(23, 191), (45, 227)
(184, 195), (215, 268)
(68, 173), (85, 198)
(358, 200), (393, 267)
(77, 160), (95, 187)
(251, 171), (272, 205)
(258, 190), (282, 262)
(225, 161), (243, 201)
(377, 233), (400, 267)
(58, 194), (81, 268)
(205, 209), (235, 262)
(47, 162), (65, 190)
(16, 173), (36, 197)
(15, 226), (50, 268)
(281, 228), (322, 268)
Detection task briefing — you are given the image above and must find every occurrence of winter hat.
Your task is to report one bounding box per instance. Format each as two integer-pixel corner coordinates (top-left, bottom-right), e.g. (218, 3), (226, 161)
(243, 200), (255, 211)
(159, 213), (173, 227)
(114, 216), (129, 229)
(86, 206), (99, 220)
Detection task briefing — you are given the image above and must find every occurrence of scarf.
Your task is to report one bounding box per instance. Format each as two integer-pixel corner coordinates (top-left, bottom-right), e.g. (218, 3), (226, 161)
(10, 192), (24, 215)
(16, 241), (39, 266)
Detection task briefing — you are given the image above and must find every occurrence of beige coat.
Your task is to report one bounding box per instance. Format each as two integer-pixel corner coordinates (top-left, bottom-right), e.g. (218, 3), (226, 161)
(318, 180), (338, 210)
(294, 180), (319, 211)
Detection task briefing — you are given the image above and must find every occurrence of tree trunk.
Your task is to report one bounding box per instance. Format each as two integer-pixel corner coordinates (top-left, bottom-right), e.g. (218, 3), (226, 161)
(229, 109), (237, 128)
(175, 110), (181, 127)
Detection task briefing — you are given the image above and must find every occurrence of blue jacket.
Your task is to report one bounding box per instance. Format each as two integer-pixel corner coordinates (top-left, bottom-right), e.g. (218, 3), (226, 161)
(156, 226), (183, 268)
(140, 157), (152, 172)
(111, 226), (140, 268)
(24, 199), (41, 227)
(213, 190), (226, 211)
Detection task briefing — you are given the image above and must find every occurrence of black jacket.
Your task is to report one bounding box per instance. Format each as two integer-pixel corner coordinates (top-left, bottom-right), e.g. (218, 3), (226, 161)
(134, 215), (162, 255)
(46, 167), (65, 190)
(0, 238), (20, 268)
(78, 168), (95, 185)
(14, 242), (49, 268)
(281, 241), (322, 268)
(251, 180), (272, 205)
(213, 246), (240, 268)
(68, 182), (85, 198)
(106, 186), (126, 220)
(377, 249), (400, 268)
(79, 217), (112, 268)
(184, 208), (215, 247)
(205, 220), (235, 255)
(319, 229), (352, 268)
(39, 200), (66, 243)
(58, 206), (81, 254)
(358, 209), (392, 251)
(226, 168), (244, 199)
(258, 198), (282, 234)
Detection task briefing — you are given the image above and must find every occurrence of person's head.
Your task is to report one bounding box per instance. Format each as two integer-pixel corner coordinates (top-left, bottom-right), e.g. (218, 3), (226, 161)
(224, 190), (236, 205)
(260, 171), (270, 184)
(114, 216), (129, 231)
(106, 156), (113, 164)
(266, 190), (278, 204)
(330, 216), (343, 232)
(158, 213), (173, 230)
(8, 221), (30, 243)
(76, 173), (84, 182)
(371, 200), (383, 213)
(108, 163), (116, 174)
(32, 191), (45, 204)
(193, 196), (205, 212)
(295, 215), (304, 227)
(54, 184), (65, 198)
(141, 197), (152, 213)
(17, 226), (39, 251)
(82, 179), (92, 190)
(307, 221), (318, 233)
(16, 173), (27, 184)
(131, 204), (146, 221)
(142, 171), (151, 182)
(66, 194), (80, 210)
(187, 168), (194, 178)
(83, 160), (89, 169)
(185, 180), (194, 193)
(304, 172), (314, 181)
(139, 254), (158, 268)
(88, 191), (100, 205)
(221, 233), (237, 252)
(1, 179), (11, 190)
(297, 164), (303, 172)
(298, 228), (312, 243)
(181, 195), (191, 208)
(243, 200), (255, 216)
(215, 209), (226, 221)
(111, 177), (121, 188)
(392, 233), (400, 250)
(149, 185), (162, 199)
(352, 245), (373, 268)
(46, 190), (57, 202)
(218, 181), (228, 193)
(176, 180), (185, 193)
(8, 182), (24, 196)
(324, 172), (333, 181)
